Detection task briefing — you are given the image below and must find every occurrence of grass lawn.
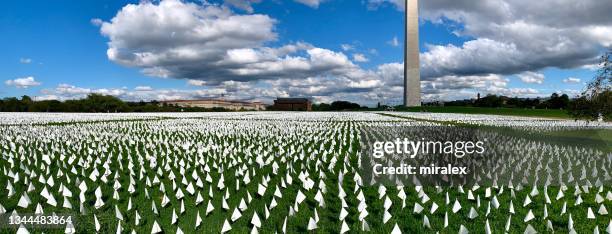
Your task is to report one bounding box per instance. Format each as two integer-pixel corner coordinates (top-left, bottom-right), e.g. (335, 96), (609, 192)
(537, 128), (612, 150)
(397, 106), (571, 119)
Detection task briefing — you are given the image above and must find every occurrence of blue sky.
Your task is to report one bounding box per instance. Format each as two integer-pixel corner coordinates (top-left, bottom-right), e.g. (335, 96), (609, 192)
(1, 0), (609, 105)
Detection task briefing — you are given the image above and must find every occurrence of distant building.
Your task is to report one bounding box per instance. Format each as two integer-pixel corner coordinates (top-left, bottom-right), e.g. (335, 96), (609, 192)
(160, 99), (266, 111)
(273, 98), (312, 111)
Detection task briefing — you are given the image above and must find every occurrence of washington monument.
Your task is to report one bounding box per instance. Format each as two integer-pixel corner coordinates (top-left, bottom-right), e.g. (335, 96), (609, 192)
(404, 0), (421, 107)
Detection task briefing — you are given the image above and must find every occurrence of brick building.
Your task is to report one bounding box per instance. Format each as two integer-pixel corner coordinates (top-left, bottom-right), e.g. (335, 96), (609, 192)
(272, 98), (312, 111)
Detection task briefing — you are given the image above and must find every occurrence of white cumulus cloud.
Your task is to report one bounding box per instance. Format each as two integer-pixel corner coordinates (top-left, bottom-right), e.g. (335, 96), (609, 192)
(352, 53), (369, 63)
(134, 86), (154, 91)
(517, 72), (545, 84)
(562, 77), (581, 83)
(97, 0), (365, 85)
(5, 77), (41, 88)
(294, 0), (326, 8)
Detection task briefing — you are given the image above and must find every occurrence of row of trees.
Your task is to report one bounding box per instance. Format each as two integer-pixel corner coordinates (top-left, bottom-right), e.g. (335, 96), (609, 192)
(442, 93), (571, 109)
(0, 94), (229, 112)
(312, 101), (364, 111)
(1, 96), (367, 112)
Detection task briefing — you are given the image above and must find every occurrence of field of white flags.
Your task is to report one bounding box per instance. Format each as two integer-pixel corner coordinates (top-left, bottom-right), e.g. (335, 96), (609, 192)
(0, 112), (610, 233)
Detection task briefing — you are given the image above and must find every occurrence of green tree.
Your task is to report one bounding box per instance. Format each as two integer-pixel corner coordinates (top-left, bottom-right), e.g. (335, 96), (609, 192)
(20, 95), (34, 111)
(2, 97), (20, 112)
(546, 93), (570, 109)
(569, 50), (612, 120)
(330, 101), (361, 110)
(312, 103), (331, 111)
(79, 94), (129, 112)
(475, 95), (503, 108)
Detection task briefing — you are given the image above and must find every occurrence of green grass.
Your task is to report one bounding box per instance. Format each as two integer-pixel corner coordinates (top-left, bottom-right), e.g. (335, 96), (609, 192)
(537, 129), (612, 150)
(396, 106), (571, 119)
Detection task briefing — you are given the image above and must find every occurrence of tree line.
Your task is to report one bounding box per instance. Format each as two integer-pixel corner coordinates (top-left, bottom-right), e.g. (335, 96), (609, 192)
(0, 94), (230, 112)
(440, 93), (571, 109)
(312, 101), (365, 111)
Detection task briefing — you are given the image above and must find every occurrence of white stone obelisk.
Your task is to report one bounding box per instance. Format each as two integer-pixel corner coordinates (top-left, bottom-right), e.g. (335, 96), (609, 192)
(404, 0), (421, 107)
